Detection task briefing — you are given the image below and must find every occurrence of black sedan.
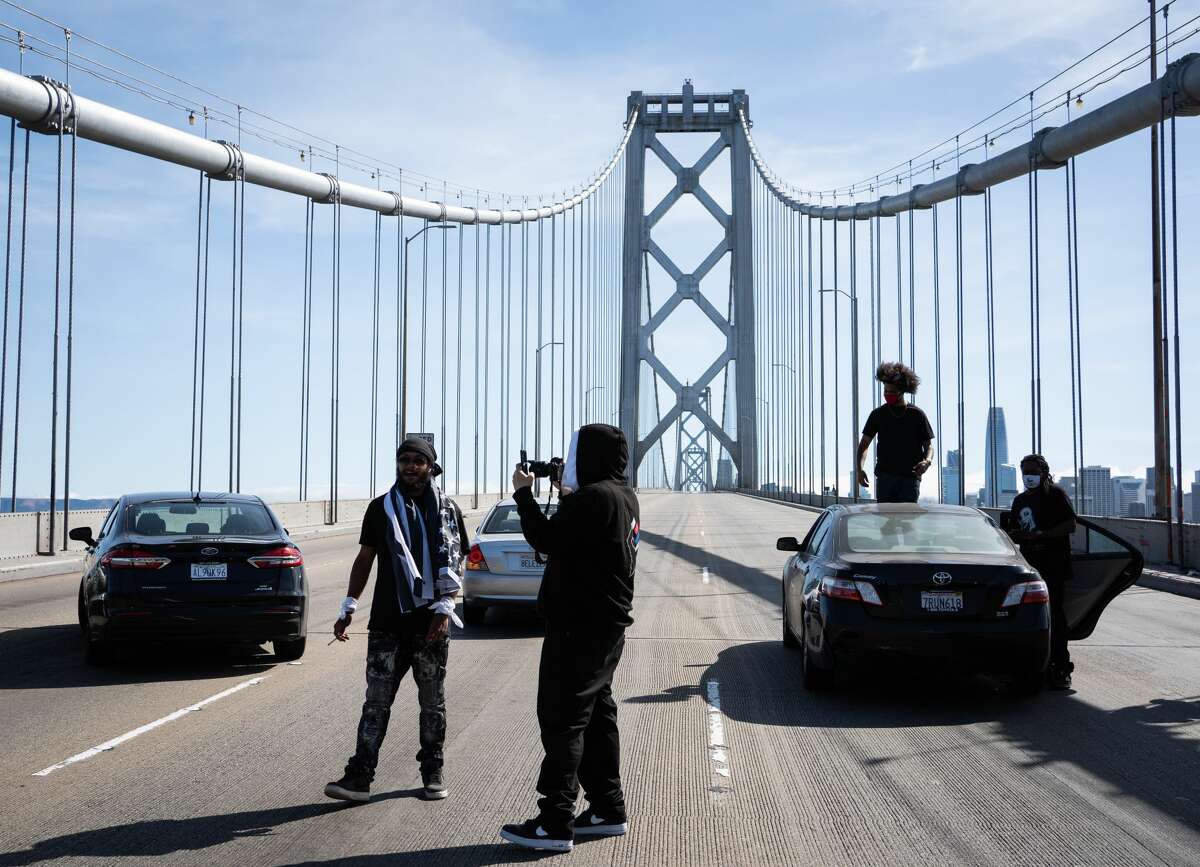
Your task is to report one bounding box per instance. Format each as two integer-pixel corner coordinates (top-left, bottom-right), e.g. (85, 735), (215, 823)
(778, 504), (1142, 694)
(72, 492), (308, 664)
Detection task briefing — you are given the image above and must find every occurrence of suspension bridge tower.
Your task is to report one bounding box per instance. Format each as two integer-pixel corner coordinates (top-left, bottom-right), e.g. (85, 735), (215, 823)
(618, 81), (759, 489)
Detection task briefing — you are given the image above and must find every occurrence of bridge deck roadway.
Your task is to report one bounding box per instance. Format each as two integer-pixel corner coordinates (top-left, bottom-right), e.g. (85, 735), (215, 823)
(1, 492), (1198, 866)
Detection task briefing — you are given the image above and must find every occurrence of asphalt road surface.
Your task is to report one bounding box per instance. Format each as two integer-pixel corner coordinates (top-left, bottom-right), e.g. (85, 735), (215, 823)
(1, 492), (1198, 866)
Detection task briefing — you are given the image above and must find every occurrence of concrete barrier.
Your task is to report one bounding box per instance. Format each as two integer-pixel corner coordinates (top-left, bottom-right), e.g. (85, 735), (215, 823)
(729, 488), (1199, 571)
(0, 491), (508, 561)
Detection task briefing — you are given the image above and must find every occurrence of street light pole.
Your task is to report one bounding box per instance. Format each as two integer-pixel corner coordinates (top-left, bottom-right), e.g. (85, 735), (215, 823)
(756, 397), (770, 491)
(534, 340), (564, 493)
(821, 287), (860, 502)
(400, 223), (456, 442)
(584, 385), (606, 420)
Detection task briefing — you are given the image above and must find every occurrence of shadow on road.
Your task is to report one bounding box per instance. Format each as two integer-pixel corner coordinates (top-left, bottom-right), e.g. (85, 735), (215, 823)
(0, 624), (277, 690)
(453, 606), (544, 641)
(282, 847), (560, 866)
(699, 639), (1200, 832)
(638, 529), (783, 610)
(0, 791), (427, 866)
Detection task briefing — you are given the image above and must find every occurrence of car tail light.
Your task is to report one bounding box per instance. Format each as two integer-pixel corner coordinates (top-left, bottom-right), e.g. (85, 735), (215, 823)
(1001, 579), (1050, 607)
(819, 575), (883, 606)
(100, 546), (170, 570)
(465, 544), (488, 571)
(248, 546), (304, 568)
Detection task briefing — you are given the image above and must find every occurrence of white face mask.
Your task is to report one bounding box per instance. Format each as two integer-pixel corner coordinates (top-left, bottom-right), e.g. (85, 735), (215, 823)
(1023, 473), (1042, 490)
(560, 430), (580, 494)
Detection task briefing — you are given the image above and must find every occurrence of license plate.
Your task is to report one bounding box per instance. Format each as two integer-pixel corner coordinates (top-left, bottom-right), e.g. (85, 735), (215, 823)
(519, 554), (541, 570)
(921, 591), (963, 613)
(191, 563), (228, 580)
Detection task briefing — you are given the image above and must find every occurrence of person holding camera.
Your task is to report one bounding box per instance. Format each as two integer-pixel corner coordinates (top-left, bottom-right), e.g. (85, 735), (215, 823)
(856, 361), (934, 503)
(324, 438), (468, 804)
(499, 424), (640, 853)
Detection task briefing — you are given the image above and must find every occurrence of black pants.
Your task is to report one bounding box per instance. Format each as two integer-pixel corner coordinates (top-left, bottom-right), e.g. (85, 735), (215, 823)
(1043, 573), (1072, 670)
(535, 622), (626, 832)
(346, 608), (449, 783)
(875, 473), (920, 503)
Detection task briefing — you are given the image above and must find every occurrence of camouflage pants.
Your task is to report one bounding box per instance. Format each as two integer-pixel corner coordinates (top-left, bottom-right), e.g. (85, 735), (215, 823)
(346, 619), (449, 782)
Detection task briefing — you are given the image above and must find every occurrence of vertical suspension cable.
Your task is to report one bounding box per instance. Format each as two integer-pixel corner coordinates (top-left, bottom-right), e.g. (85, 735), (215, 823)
(329, 156), (342, 522)
(47, 61), (65, 550)
(0, 42), (19, 510)
(985, 172), (998, 507)
(931, 172), (944, 503)
(369, 210), (381, 496)
(227, 158), (238, 490)
(955, 140), (966, 508)
(483, 213), (492, 500)
(61, 39), (78, 548)
(191, 173), (207, 493)
(9, 126), (29, 512)
(441, 186), (450, 462)
(1167, 74), (1184, 561)
(907, 166), (916, 375)
(455, 195), (463, 494)
(299, 196), (312, 499)
(819, 215), (826, 503)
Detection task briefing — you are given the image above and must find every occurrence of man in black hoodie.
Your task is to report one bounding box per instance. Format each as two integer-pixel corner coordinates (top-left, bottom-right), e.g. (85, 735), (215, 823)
(499, 424), (640, 854)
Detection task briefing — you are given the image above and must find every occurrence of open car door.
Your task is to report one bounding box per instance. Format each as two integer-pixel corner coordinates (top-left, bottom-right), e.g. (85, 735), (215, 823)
(1064, 518), (1144, 640)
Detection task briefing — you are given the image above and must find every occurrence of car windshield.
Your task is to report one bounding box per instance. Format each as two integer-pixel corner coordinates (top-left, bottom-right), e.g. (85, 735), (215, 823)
(482, 503), (558, 534)
(844, 512), (1013, 555)
(125, 500), (276, 537)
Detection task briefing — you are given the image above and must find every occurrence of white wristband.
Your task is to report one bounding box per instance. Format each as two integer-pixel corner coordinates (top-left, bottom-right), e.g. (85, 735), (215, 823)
(339, 596), (358, 619)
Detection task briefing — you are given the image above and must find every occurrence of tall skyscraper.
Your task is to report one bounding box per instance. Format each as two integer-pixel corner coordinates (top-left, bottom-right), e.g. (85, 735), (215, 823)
(1082, 465), (1115, 517)
(981, 407), (1017, 507)
(1111, 476), (1145, 517)
(942, 449), (962, 506)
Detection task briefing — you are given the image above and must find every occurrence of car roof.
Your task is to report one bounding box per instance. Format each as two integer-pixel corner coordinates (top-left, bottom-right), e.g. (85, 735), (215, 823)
(121, 491), (265, 505)
(830, 503), (987, 517)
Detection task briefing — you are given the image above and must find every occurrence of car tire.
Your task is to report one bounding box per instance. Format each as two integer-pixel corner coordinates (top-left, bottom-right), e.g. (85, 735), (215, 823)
(801, 614), (833, 691)
(1010, 668), (1045, 697)
(81, 609), (112, 666)
(274, 637), (307, 662)
(463, 602), (487, 626)
(782, 588), (799, 648)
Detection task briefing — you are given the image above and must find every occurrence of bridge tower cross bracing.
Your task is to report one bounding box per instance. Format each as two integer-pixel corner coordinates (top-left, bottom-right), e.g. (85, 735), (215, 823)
(619, 82), (758, 489)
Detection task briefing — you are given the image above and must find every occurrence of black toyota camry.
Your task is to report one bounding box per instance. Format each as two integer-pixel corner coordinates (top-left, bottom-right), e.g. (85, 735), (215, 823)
(778, 503), (1142, 694)
(73, 492), (308, 664)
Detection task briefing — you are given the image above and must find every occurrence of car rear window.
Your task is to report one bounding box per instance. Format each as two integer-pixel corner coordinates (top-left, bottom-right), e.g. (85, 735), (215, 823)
(845, 512), (1013, 555)
(482, 503), (558, 534)
(125, 501), (277, 537)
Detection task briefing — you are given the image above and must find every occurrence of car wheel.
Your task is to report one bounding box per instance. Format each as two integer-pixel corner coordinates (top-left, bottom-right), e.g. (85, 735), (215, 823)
(801, 614), (832, 691)
(1010, 668), (1045, 697)
(782, 587), (799, 648)
(274, 637), (307, 662)
(463, 602), (487, 626)
(81, 615), (112, 666)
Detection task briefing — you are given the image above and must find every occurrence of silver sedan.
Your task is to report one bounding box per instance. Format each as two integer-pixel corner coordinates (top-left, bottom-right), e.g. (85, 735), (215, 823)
(462, 498), (557, 625)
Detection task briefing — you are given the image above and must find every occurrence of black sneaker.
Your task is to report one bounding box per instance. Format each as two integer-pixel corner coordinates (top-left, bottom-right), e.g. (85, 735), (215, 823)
(1048, 665), (1073, 690)
(574, 807), (628, 837)
(499, 818), (573, 853)
(324, 773), (370, 803)
(422, 771), (448, 801)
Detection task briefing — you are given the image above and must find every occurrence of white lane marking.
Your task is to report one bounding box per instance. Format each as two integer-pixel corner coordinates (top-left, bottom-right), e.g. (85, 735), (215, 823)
(702, 567), (710, 584)
(705, 679), (731, 796)
(32, 676), (266, 777)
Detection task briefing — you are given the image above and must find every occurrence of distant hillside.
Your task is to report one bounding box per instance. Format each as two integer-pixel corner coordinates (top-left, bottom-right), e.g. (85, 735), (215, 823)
(0, 497), (117, 513)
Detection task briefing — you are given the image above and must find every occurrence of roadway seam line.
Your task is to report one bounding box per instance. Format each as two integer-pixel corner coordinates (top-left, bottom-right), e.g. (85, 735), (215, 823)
(32, 676), (267, 777)
(705, 679), (731, 798)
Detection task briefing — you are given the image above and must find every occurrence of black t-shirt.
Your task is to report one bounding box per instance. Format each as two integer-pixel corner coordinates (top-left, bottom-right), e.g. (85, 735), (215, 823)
(1008, 485), (1076, 576)
(862, 404), (934, 478)
(358, 488), (468, 632)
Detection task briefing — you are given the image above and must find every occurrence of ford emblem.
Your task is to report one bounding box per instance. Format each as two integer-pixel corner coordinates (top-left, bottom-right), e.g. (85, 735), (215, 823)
(201, 546), (219, 556)
(932, 572), (953, 585)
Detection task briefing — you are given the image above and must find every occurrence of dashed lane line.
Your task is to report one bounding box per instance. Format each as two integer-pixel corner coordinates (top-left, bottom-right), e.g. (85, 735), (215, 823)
(705, 678), (731, 798)
(32, 676), (267, 777)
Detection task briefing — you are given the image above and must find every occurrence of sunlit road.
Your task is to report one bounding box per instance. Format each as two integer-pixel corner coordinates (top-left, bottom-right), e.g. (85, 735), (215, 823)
(1, 492), (1198, 866)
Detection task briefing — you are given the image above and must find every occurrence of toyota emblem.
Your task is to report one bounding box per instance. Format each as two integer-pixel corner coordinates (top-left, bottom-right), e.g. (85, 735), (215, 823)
(201, 547), (219, 556)
(932, 572), (953, 585)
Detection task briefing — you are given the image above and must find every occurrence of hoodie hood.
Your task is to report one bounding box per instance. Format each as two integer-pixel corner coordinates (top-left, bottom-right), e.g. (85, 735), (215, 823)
(568, 424), (628, 487)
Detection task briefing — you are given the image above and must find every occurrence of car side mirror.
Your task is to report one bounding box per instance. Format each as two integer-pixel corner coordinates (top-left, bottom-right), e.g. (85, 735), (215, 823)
(776, 536), (801, 552)
(68, 526), (97, 547)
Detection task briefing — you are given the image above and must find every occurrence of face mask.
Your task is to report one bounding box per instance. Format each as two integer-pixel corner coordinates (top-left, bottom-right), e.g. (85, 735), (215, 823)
(883, 392), (901, 406)
(1023, 473), (1042, 490)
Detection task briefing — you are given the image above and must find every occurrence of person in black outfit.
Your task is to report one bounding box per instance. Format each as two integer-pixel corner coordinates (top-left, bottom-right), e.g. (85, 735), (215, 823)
(324, 438), (469, 803)
(499, 424), (640, 854)
(1007, 453), (1078, 690)
(856, 362), (934, 503)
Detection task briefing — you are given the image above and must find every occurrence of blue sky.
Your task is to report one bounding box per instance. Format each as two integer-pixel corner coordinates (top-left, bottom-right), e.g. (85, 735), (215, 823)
(0, 0), (1195, 503)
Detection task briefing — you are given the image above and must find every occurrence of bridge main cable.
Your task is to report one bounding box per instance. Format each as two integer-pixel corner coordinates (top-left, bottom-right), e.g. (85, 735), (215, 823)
(0, 68), (637, 222)
(741, 53), (1200, 219)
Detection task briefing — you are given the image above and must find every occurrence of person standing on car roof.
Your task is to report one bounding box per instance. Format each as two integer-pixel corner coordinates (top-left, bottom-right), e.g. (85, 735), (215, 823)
(499, 424), (640, 854)
(1007, 454), (1078, 690)
(324, 437), (468, 804)
(856, 362), (935, 503)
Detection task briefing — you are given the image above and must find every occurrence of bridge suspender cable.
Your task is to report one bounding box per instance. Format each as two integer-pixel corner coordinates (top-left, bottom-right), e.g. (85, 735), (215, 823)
(9, 118), (26, 512)
(983, 143), (998, 508)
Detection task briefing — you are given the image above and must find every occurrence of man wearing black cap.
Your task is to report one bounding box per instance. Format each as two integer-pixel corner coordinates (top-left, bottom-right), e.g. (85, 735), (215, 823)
(324, 438), (468, 804)
(499, 424), (640, 854)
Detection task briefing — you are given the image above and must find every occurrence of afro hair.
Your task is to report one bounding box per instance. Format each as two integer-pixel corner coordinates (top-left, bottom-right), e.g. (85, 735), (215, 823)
(875, 361), (920, 393)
